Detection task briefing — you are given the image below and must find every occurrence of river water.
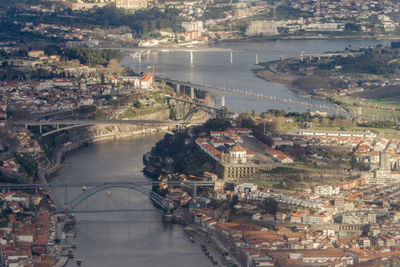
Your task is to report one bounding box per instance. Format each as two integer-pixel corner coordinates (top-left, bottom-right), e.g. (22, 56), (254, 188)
(51, 136), (213, 267)
(54, 39), (388, 266)
(122, 39), (388, 113)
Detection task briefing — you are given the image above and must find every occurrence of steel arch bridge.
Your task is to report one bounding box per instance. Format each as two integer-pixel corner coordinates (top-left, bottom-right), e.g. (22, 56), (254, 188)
(65, 182), (170, 213)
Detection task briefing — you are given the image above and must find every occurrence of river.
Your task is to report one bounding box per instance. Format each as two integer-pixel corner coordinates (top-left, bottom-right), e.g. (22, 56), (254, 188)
(51, 135), (213, 267)
(54, 39), (389, 266)
(121, 38), (388, 113)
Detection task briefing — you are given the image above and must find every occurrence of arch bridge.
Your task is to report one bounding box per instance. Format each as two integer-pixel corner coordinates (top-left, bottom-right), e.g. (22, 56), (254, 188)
(0, 181), (215, 214)
(65, 182), (170, 213)
(166, 96), (231, 120)
(12, 119), (179, 137)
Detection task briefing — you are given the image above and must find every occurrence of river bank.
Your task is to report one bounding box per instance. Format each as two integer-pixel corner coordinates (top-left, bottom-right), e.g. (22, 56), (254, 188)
(202, 33), (399, 48)
(43, 125), (169, 182)
(255, 65), (296, 90)
(40, 125), (169, 267)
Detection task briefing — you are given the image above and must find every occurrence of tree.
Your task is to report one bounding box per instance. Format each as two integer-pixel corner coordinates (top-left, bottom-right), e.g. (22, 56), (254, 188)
(230, 195), (239, 209)
(258, 198), (278, 215)
(106, 58), (124, 76)
(219, 106), (229, 120)
(344, 22), (360, 32)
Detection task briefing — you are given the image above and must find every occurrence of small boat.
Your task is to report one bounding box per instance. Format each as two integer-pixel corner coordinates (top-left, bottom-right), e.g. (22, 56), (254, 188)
(76, 258), (82, 265)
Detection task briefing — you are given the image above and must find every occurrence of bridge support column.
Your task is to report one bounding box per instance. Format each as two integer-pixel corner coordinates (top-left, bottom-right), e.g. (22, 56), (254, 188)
(183, 102), (187, 119)
(175, 100), (180, 120)
(255, 53), (259, 65)
(221, 95), (225, 107)
(176, 84), (180, 95)
(190, 87), (195, 99)
(138, 51), (142, 64)
(300, 53), (304, 61)
(39, 125), (42, 135)
(230, 51), (233, 64)
(190, 51), (193, 64)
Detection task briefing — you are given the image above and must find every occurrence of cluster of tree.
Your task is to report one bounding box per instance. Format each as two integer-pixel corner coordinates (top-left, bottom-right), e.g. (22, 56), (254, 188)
(9, 5), (183, 38)
(0, 21), (63, 45)
(316, 47), (400, 76)
(0, 67), (58, 82)
(15, 153), (38, 181)
(203, 107), (231, 132)
(274, 6), (313, 19)
(150, 131), (216, 176)
(0, 206), (12, 227)
(258, 198), (278, 215)
(203, 118), (231, 131)
(201, 6), (232, 21)
(344, 22), (361, 32)
(358, 120), (396, 128)
(236, 115), (273, 146)
(63, 47), (123, 67)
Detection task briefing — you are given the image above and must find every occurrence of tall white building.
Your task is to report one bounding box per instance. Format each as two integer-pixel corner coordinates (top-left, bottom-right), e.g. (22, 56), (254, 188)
(181, 21), (204, 32)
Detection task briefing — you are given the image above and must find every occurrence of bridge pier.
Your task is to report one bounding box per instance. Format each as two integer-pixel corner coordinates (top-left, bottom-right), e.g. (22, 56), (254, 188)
(255, 53), (259, 65)
(176, 83), (180, 95)
(221, 95), (225, 107)
(230, 51), (233, 64)
(39, 125), (42, 135)
(175, 100), (180, 120)
(300, 52), (304, 61)
(190, 51), (193, 64)
(138, 51), (142, 63)
(190, 87), (195, 99)
(183, 102), (188, 119)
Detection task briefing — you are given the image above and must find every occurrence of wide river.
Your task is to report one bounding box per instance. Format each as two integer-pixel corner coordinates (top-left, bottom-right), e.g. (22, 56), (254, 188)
(122, 38), (388, 113)
(54, 39), (387, 266)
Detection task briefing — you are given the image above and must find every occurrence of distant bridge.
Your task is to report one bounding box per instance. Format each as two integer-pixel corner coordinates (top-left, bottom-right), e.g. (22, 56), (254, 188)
(11, 119), (179, 136)
(159, 77), (343, 113)
(102, 46), (357, 65)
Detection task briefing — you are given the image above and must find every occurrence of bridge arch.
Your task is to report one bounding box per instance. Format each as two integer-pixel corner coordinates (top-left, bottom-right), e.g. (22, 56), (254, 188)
(66, 182), (170, 213)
